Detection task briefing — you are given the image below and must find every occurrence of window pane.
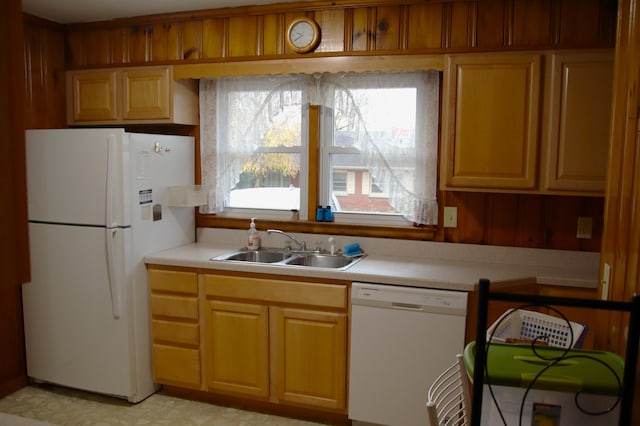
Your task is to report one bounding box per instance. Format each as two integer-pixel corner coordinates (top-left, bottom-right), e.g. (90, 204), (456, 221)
(220, 77), (305, 212)
(229, 153), (301, 210)
(330, 86), (417, 215)
(333, 170), (347, 193)
(228, 89), (303, 148)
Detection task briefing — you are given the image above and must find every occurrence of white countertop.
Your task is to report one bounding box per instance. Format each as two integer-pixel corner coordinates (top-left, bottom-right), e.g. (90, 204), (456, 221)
(144, 229), (600, 292)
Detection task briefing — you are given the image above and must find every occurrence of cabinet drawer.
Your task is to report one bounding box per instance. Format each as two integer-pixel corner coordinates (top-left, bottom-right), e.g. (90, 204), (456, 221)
(151, 294), (198, 320)
(152, 320), (199, 346)
(203, 274), (347, 309)
(152, 344), (201, 388)
(149, 269), (198, 295)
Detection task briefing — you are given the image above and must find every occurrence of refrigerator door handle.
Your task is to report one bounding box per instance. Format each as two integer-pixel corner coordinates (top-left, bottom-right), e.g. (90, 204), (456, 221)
(105, 228), (122, 319)
(106, 135), (119, 228)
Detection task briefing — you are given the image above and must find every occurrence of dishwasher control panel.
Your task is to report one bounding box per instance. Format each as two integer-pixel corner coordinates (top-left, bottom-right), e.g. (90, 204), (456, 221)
(351, 282), (468, 315)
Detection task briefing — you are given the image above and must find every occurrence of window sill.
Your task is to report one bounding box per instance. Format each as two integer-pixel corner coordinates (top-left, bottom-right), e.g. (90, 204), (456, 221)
(196, 213), (436, 241)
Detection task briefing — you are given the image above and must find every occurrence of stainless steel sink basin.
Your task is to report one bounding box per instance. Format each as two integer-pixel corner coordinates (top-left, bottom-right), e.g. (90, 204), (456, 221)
(212, 247), (364, 270)
(284, 253), (356, 269)
(214, 248), (291, 263)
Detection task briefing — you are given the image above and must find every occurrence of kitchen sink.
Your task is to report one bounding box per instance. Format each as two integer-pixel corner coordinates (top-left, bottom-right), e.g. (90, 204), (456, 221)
(212, 247), (364, 270)
(284, 253), (355, 269)
(211, 248), (292, 263)
(221, 248), (291, 263)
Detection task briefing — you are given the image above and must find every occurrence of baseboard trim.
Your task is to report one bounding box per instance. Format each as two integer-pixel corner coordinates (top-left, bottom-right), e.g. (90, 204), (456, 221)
(0, 376), (28, 399)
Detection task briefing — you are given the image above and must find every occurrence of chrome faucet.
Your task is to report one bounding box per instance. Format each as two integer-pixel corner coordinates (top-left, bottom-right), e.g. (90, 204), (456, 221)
(266, 229), (306, 251)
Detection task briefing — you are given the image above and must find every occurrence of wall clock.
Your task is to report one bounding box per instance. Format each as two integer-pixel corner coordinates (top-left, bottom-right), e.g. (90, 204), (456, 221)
(286, 17), (321, 54)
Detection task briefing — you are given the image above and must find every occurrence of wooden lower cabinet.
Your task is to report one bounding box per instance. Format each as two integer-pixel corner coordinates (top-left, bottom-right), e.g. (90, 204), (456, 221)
(272, 307), (347, 410)
(204, 300), (270, 398)
(202, 273), (349, 413)
(148, 267), (201, 389)
(147, 266), (349, 415)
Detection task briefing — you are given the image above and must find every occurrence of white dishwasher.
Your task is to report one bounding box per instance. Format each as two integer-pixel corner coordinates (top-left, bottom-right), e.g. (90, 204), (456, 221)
(349, 282), (468, 426)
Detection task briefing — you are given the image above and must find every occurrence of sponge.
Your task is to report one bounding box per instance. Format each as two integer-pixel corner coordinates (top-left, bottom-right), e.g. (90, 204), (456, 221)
(343, 243), (362, 257)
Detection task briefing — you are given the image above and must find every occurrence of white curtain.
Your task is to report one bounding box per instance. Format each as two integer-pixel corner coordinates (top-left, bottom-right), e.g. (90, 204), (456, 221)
(199, 70), (440, 225)
(318, 71), (440, 225)
(199, 79), (220, 213)
(199, 75), (309, 213)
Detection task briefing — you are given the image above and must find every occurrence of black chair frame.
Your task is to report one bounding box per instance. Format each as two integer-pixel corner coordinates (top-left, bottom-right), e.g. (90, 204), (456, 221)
(471, 278), (640, 426)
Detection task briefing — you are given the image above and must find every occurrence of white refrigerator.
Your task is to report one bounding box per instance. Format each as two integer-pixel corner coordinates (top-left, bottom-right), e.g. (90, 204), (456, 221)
(23, 128), (196, 402)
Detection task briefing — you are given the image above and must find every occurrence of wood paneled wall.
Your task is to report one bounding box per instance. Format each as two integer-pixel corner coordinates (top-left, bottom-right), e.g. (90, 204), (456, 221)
(435, 192), (603, 251)
(1, 0), (28, 398)
(23, 0), (615, 252)
(23, 15), (66, 129)
(63, 0), (616, 67)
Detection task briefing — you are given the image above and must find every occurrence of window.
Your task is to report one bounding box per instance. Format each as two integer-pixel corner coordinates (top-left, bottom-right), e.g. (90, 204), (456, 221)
(332, 170), (348, 194)
(199, 77), (308, 215)
(199, 71), (440, 226)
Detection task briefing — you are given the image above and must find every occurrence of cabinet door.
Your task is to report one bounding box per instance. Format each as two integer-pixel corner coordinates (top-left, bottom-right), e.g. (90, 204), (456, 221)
(204, 299), (269, 398)
(271, 307), (347, 410)
(122, 67), (171, 120)
(441, 53), (542, 191)
(67, 70), (119, 123)
(542, 51), (614, 193)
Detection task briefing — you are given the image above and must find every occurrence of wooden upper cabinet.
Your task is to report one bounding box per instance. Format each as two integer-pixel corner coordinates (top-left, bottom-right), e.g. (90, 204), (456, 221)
(67, 65), (198, 126)
(68, 70), (119, 122)
(441, 50), (614, 196)
(541, 50), (614, 194)
(441, 53), (542, 191)
(122, 67), (171, 120)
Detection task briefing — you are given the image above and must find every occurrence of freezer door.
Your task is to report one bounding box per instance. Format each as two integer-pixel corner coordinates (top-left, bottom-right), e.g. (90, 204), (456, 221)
(23, 222), (137, 400)
(26, 129), (129, 227)
(128, 132), (195, 254)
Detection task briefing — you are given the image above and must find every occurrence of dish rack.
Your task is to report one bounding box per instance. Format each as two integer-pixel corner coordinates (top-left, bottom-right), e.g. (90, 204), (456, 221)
(486, 309), (587, 348)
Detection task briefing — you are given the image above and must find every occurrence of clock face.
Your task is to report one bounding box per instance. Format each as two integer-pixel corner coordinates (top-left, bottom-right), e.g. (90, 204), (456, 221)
(287, 18), (320, 53)
(291, 21), (314, 47)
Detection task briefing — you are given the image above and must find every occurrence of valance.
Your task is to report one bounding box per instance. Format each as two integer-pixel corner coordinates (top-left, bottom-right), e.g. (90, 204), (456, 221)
(175, 54), (444, 79)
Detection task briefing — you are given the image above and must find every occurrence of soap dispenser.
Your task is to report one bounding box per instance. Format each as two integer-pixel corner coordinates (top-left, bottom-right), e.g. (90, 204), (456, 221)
(247, 217), (261, 251)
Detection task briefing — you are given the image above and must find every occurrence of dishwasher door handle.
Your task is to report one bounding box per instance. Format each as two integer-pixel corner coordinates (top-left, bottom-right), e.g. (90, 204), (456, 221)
(391, 302), (423, 310)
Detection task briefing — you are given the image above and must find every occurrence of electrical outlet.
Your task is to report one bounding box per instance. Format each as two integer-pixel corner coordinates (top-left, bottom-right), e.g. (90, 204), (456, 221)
(443, 206), (457, 228)
(576, 216), (593, 239)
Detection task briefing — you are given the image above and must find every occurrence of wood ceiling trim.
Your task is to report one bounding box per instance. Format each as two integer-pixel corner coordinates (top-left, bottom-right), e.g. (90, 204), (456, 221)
(174, 53), (444, 78)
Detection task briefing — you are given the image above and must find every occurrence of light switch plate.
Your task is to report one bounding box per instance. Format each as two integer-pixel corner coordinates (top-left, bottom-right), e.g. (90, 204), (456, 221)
(577, 216), (593, 239)
(601, 262), (611, 301)
(443, 207), (457, 228)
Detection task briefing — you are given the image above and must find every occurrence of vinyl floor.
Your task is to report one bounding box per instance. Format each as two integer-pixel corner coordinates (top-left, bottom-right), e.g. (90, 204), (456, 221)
(0, 384), (331, 426)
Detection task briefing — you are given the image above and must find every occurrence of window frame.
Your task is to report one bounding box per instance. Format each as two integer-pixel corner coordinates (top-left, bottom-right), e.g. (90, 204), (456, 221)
(191, 55), (442, 240)
(209, 77), (310, 221)
(317, 72), (431, 226)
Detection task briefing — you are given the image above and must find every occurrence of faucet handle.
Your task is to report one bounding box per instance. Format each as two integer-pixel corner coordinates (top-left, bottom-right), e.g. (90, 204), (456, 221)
(328, 237), (337, 255)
